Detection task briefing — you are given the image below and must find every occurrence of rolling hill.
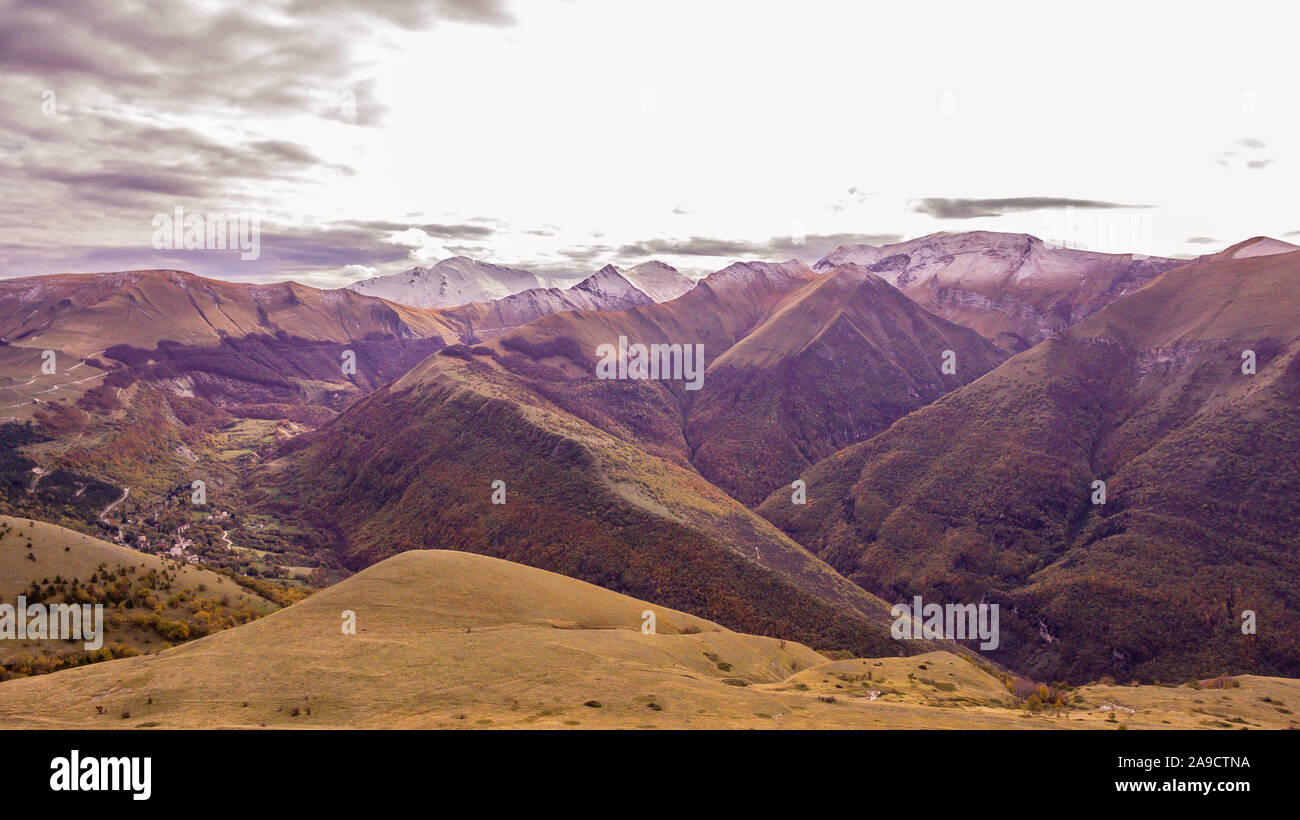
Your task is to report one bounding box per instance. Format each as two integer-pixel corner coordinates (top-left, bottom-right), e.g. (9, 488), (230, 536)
(259, 338), (914, 658)
(5, 231), (1294, 694)
(2, 549), (1294, 729)
(0, 515), (279, 680)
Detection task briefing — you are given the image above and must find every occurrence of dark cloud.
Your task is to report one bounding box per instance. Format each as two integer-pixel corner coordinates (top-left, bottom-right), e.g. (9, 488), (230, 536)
(1185, 236), (1218, 244)
(254, 226), (416, 271)
(288, 0), (514, 28)
(616, 233), (903, 262)
(0, 220), (452, 286)
(913, 197), (1150, 220)
(1246, 159), (1273, 170)
(0, 114), (354, 225)
(0, 0), (513, 281)
(436, 0), (515, 25)
(769, 233), (901, 256)
(554, 246), (615, 264)
(251, 140), (329, 167)
(337, 220), (496, 239)
(1238, 138), (1267, 149)
(618, 237), (759, 257)
(0, 1), (511, 104)
(0, 0), (509, 131)
(40, 169), (210, 198)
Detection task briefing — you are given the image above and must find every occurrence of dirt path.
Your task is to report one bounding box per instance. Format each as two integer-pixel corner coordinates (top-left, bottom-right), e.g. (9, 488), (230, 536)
(99, 486), (130, 522)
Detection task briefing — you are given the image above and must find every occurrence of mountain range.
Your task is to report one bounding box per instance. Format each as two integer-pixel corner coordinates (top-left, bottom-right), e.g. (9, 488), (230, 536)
(343, 256), (696, 310)
(816, 232), (1184, 351)
(2, 230), (1297, 701)
(763, 236), (1300, 682)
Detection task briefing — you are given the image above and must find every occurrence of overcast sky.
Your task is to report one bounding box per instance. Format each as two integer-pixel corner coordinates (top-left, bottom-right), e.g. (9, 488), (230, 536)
(2, 0), (1297, 286)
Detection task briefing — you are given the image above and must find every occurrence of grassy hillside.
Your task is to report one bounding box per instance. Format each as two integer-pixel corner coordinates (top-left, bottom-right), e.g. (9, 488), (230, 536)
(0, 270), (474, 577)
(0, 515), (278, 679)
(687, 266), (1005, 504)
(261, 358), (914, 659)
(459, 260), (1004, 506)
(761, 246), (1300, 683)
(2, 550), (1294, 729)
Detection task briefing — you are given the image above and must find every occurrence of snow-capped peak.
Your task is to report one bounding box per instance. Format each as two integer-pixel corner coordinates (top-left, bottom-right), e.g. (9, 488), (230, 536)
(616, 260), (697, 303)
(574, 265), (651, 303)
(345, 256), (544, 309)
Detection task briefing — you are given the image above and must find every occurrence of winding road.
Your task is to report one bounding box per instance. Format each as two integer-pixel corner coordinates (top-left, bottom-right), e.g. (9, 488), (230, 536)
(99, 486), (129, 521)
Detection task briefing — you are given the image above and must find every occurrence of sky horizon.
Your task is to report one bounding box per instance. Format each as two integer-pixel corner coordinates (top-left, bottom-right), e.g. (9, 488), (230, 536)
(2, 0), (1297, 288)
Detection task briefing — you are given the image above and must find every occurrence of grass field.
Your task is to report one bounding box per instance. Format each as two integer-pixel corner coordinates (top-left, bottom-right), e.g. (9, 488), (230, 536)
(2, 548), (1295, 729)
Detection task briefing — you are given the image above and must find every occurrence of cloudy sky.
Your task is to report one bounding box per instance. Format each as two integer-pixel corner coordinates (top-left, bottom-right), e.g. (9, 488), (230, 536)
(2, 0), (1297, 286)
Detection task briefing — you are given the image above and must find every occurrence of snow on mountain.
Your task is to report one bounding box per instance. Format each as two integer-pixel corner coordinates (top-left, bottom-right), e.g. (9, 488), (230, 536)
(698, 259), (816, 296)
(814, 244), (887, 271)
(816, 231), (1175, 290)
(343, 257), (696, 310)
(815, 231), (1181, 350)
(449, 264), (654, 339)
(345, 257), (544, 309)
(617, 261), (697, 303)
(569, 265), (653, 308)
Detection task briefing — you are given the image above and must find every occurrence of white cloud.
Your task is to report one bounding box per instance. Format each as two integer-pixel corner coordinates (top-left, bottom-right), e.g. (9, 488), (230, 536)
(4, 0), (1299, 280)
(341, 263), (378, 280)
(386, 229), (453, 264)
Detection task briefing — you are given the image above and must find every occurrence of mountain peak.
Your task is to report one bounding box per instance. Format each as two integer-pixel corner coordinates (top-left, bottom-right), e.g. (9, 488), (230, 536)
(345, 256), (543, 309)
(1219, 236), (1300, 260)
(628, 260), (679, 274)
(812, 231), (1180, 350)
(616, 259), (697, 302)
(703, 259), (814, 287)
(573, 266), (649, 302)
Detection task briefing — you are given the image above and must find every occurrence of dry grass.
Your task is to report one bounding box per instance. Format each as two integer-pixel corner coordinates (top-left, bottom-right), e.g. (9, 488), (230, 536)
(3, 548), (1296, 729)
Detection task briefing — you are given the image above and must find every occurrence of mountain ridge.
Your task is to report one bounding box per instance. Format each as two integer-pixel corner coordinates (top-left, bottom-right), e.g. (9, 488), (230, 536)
(816, 230), (1183, 351)
(760, 246), (1300, 682)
